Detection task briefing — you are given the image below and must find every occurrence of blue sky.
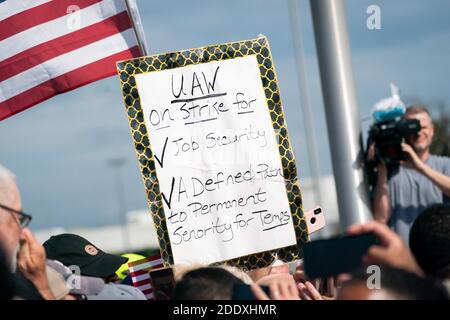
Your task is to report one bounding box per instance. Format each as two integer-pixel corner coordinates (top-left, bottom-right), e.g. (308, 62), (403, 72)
(1, 0), (450, 230)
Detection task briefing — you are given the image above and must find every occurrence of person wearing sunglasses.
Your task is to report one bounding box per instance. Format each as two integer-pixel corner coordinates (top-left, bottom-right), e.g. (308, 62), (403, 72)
(0, 164), (54, 300)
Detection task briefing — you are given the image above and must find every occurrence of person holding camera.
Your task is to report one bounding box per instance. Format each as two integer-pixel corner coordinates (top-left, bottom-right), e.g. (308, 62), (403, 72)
(372, 105), (450, 243)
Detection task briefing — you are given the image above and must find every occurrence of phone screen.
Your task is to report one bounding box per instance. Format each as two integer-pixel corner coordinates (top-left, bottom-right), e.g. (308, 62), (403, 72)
(149, 268), (175, 300)
(303, 233), (377, 278)
(232, 284), (270, 300)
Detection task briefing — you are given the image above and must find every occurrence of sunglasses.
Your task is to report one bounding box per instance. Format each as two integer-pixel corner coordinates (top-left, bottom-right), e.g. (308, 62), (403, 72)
(0, 203), (32, 228)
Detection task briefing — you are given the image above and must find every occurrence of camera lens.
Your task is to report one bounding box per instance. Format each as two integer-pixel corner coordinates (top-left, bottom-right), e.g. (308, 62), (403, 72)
(314, 208), (321, 215)
(310, 217), (316, 224)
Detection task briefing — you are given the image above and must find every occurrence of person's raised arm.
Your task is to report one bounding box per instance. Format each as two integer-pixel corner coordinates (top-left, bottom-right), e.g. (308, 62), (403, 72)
(373, 163), (392, 224)
(401, 143), (450, 197)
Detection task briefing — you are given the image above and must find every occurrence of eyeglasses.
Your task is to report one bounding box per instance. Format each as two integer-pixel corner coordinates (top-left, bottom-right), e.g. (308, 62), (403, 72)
(0, 203), (32, 228)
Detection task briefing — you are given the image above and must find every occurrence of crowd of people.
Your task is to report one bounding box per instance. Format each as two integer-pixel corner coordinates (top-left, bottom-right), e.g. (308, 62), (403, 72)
(1, 105), (449, 300)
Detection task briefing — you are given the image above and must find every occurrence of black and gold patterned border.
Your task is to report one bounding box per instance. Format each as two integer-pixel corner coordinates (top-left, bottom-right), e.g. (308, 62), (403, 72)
(116, 36), (308, 270)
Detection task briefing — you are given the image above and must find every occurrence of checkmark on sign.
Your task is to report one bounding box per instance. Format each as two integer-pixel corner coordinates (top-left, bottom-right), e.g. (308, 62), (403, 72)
(154, 137), (168, 168)
(162, 177), (175, 209)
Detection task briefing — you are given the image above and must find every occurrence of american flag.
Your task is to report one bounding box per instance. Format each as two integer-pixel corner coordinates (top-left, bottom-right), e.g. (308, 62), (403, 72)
(128, 254), (164, 300)
(0, 0), (142, 120)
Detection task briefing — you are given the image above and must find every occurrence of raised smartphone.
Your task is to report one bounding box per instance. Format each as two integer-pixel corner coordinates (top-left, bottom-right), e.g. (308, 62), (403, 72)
(304, 206), (326, 234)
(303, 232), (377, 278)
(232, 283), (271, 300)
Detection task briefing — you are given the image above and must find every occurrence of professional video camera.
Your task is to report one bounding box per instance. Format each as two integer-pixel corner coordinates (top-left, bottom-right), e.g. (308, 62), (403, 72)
(364, 84), (421, 190)
(366, 84), (421, 165)
(367, 117), (421, 165)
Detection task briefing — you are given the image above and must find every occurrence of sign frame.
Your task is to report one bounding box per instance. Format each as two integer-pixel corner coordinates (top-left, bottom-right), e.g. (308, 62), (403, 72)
(117, 35), (308, 270)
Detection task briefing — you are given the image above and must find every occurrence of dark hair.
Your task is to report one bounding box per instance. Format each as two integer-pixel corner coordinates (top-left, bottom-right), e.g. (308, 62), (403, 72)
(172, 267), (244, 300)
(349, 266), (448, 300)
(409, 204), (450, 278)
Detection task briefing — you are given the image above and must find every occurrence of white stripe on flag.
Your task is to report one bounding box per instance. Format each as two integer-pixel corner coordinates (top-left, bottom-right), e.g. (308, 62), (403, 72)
(137, 283), (152, 291)
(129, 259), (164, 272)
(0, 0), (51, 21)
(132, 273), (151, 283)
(0, 28), (137, 102)
(0, 0), (127, 62)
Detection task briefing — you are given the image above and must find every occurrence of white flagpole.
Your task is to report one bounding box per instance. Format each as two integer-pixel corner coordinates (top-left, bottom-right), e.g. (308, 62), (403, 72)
(125, 0), (149, 56)
(310, 0), (372, 230)
(287, 0), (323, 210)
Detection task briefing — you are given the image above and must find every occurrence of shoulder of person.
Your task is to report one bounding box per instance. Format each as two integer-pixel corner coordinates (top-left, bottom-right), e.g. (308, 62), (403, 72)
(429, 154), (450, 169)
(11, 273), (44, 300)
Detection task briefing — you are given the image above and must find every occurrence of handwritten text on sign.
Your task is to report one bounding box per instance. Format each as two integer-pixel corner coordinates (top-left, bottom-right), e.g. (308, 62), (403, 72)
(135, 55), (296, 264)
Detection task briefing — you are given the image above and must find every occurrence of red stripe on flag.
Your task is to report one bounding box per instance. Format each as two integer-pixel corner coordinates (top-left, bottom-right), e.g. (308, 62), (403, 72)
(129, 262), (164, 275)
(0, 11), (132, 82)
(130, 269), (152, 278)
(133, 279), (153, 288)
(141, 288), (153, 295)
(0, 46), (141, 121)
(128, 255), (163, 268)
(0, 0), (102, 42)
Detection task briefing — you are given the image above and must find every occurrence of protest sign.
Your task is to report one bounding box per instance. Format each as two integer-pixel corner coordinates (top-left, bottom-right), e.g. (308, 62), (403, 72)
(117, 36), (308, 269)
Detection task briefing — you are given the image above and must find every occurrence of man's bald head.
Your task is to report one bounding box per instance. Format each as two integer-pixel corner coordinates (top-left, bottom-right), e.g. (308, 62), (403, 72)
(0, 165), (19, 206)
